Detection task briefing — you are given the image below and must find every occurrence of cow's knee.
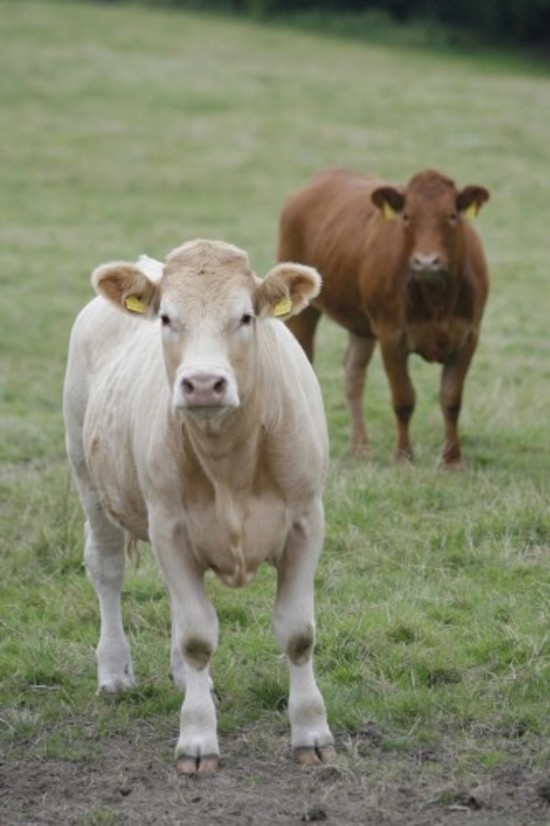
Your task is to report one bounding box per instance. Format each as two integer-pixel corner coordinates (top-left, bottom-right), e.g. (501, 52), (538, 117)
(287, 625), (315, 666)
(182, 636), (213, 671)
(394, 402), (414, 423)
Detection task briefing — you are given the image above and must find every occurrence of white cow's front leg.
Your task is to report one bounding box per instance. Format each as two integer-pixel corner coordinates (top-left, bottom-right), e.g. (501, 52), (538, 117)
(274, 500), (334, 766)
(152, 521), (219, 774)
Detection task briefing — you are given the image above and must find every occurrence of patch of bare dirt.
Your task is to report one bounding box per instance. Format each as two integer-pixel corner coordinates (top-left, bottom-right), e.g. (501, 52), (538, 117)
(1, 722), (549, 825)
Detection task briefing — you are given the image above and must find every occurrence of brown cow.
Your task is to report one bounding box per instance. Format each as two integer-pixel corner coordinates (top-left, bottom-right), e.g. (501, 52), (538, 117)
(278, 168), (490, 468)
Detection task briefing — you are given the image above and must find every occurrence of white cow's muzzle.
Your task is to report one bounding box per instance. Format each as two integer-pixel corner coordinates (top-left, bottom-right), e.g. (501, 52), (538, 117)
(173, 367), (240, 415)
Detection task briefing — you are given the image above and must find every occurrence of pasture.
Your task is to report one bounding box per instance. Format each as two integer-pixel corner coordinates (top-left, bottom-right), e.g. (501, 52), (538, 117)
(1, 2), (549, 823)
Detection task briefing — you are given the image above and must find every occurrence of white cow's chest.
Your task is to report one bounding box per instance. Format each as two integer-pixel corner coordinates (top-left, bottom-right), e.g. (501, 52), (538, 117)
(184, 484), (289, 586)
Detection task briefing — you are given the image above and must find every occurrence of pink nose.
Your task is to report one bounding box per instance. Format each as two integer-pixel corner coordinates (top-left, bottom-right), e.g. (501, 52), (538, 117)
(410, 252), (442, 272)
(180, 371), (228, 408)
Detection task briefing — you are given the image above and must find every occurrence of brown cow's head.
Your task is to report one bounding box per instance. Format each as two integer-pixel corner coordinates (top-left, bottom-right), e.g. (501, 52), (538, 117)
(371, 170), (489, 279)
(92, 239), (321, 421)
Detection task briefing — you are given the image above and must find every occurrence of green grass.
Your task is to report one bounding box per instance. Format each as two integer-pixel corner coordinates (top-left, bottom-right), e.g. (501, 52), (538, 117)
(1, 0), (549, 778)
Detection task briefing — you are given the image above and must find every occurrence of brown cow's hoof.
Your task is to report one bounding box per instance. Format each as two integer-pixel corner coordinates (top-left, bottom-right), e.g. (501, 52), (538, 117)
(176, 754), (220, 775)
(393, 449), (414, 464)
(443, 461), (464, 471)
(441, 454), (464, 471)
(294, 745), (336, 766)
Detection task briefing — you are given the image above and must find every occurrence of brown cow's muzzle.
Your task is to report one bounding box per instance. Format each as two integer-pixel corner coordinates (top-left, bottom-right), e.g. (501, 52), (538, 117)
(409, 252), (449, 283)
(410, 252), (446, 272)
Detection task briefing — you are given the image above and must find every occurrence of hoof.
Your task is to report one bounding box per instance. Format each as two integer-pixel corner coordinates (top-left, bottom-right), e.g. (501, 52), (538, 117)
(393, 449), (414, 464)
(97, 678), (135, 695)
(176, 754), (220, 776)
(442, 459), (464, 471)
(350, 443), (369, 459)
(294, 744), (336, 767)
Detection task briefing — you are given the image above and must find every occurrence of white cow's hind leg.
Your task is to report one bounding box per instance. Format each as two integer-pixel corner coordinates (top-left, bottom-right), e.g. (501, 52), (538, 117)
(82, 498), (135, 693)
(274, 503), (334, 765)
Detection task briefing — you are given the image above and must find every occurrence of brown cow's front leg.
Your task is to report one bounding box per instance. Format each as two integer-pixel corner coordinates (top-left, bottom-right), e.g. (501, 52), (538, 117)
(285, 304), (322, 363)
(440, 335), (478, 469)
(378, 333), (416, 462)
(344, 333), (376, 457)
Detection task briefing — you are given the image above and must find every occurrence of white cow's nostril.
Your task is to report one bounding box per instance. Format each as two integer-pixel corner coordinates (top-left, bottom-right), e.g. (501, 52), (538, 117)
(178, 370), (235, 410)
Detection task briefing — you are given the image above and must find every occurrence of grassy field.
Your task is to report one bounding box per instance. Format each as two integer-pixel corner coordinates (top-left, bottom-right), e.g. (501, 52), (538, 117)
(1, 0), (549, 816)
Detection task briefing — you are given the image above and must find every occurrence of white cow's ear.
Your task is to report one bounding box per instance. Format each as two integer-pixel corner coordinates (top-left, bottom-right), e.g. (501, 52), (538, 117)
(136, 254), (164, 284)
(92, 259), (162, 317)
(254, 263), (322, 320)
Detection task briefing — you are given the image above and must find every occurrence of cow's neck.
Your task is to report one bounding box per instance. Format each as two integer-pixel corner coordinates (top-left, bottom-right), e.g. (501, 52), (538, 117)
(179, 408), (271, 588)
(407, 269), (460, 320)
(181, 404), (263, 487)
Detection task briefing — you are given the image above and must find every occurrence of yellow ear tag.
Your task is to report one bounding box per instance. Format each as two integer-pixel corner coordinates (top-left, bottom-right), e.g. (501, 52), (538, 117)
(273, 295), (292, 317)
(382, 201), (397, 220)
(124, 295), (146, 314)
(464, 203), (478, 219)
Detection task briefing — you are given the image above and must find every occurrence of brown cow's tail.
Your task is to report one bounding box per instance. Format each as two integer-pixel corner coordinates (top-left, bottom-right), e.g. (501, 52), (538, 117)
(125, 533), (140, 567)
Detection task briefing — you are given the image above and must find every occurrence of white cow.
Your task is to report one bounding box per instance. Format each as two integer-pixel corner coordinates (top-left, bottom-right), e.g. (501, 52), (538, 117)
(63, 239), (334, 774)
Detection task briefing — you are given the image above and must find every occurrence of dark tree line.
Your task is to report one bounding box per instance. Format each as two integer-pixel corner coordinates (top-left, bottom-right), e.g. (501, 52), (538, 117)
(161, 0), (550, 47)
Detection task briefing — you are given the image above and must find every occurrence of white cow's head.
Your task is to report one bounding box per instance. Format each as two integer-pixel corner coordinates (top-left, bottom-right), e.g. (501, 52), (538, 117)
(92, 239), (321, 419)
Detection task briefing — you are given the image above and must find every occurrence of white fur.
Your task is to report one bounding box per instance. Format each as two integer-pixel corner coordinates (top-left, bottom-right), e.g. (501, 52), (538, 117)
(63, 240), (332, 770)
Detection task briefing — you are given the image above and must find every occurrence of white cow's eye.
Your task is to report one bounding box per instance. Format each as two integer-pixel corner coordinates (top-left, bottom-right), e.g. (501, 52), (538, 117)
(160, 313), (171, 327)
(240, 312), (254, 327)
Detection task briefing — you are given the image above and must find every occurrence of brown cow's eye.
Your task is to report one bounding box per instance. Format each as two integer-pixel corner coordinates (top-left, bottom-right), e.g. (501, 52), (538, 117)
(449, 212), (459, 223)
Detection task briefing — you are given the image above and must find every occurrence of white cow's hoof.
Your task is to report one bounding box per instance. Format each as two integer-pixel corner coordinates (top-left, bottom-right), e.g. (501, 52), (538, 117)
(97, 663), (135, 694)
(294, 744), (336, 766)
(98, 675), (135, 694)
(176, 753), (220, 775)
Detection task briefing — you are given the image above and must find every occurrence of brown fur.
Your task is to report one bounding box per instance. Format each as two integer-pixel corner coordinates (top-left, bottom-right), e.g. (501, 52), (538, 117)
(278, 168), (490, 467)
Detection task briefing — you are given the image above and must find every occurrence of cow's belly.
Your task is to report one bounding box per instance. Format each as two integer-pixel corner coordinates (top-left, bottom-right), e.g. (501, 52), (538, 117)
(322, 304), (373, 338)
(87, 440), (150, 540)
(406, 320), (472, 363)
(185, 489), (289, 587)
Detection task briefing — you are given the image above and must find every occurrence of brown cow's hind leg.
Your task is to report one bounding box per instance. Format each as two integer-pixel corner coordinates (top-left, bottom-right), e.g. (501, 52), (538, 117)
(379, 335), (416, 462)
(440, 336), (478, 469)
(285, 304), (321, 363)
(344, 333), (376, 456)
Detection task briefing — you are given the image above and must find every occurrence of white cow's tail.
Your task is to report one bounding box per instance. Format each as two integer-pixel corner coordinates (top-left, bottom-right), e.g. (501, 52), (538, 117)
(125, 533), (141, 567)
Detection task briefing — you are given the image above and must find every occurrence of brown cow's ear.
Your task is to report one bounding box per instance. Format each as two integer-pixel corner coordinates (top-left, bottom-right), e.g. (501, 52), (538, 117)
(457, 186), (490, 218)
(371, 187), (405, 220)
(254, 263), (322, 319)
(92, 261), (161, 317)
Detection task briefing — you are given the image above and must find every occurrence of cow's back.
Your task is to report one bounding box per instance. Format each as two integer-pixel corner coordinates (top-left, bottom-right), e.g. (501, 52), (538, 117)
(279, 170), (388, 337)
(63, 297), (169, 539)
